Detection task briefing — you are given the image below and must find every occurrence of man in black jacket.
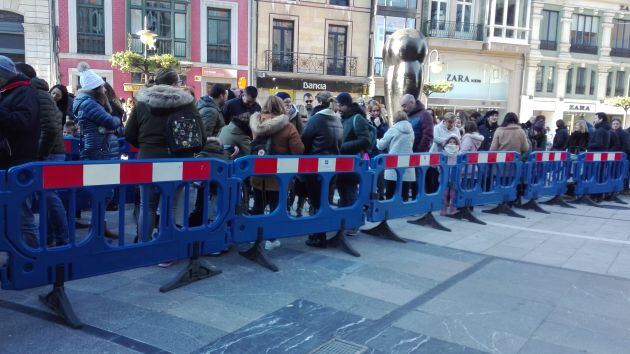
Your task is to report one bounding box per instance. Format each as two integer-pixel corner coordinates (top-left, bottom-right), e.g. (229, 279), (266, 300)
(478, 110), (499, 151)
(221, 85), (261, 125)
(588, 112), (612, 152)
(0, 56), (40, 248)
(552, 120), (569, 151)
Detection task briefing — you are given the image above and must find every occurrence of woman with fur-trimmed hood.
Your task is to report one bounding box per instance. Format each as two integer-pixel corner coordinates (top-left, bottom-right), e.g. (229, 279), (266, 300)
(125, 68), (203, 159)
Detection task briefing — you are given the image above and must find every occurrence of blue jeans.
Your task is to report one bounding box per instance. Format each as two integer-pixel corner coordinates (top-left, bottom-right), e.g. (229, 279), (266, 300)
(21, 195), (38, 248)
(46, 154), (69, 245)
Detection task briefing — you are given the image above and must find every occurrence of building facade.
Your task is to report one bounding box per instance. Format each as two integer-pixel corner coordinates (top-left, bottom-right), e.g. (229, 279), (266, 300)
(56, 0), (251, 98)
(521, 0), (630, 129)
(253, 0), (372, 103)
(0, 0), (56, 84)
(370, 0), (531, 117)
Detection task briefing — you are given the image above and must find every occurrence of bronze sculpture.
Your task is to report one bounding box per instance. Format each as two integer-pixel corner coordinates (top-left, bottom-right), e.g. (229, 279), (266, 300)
(383, 28), (428, 122)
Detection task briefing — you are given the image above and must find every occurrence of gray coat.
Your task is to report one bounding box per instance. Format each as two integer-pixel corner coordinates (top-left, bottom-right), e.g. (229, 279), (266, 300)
(196, 96), (225, 138)
(376, 120), (415, 182)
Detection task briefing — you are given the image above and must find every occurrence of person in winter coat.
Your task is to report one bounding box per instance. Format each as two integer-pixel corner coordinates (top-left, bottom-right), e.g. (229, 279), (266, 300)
(368, 101), (389, 156)
(197, 83), (226, 139)
(276, 91), (304, 134)
(568, 120), (589, 154)
(611, 118), (630, 157)
(401, 94), (433, 152)
(218, 88), (258, 158)
(0, 55), (40, 248)
(490, 112), (530, 155)
(221, 85), (261, 125)
(461, 121), (485, 153)
(15, 63), (69, 247)
(588, 112), (612, 152)
(73, 63), (121, 161)
(50, 84), (71, 125)
(337, 92), (371, 211)
(302, 92), (343, 248)
(125, 68), (204, 256)
(441, 134), (461, 216)
(551, 120), (570, 151)
(478, 110), (499, 151)
(430, 112), (461, 153)
(249, 96), (305, 250)
(376, 111), (414, 201)
(104, 82), (125, 129)
(530, 125), (547, 151)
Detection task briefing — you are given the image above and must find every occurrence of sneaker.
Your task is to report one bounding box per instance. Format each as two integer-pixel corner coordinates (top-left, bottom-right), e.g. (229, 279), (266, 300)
(158, 261), (176, 268)
(264, 240), (281, 250)
(345, 229), (359, 236)
(271, 239), (281, 249)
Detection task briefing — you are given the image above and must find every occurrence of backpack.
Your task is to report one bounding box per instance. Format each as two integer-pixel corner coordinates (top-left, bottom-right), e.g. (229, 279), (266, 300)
(353, 115), (377, 151)
(165, 109), (205, 154)
(250, 135), (274, 156)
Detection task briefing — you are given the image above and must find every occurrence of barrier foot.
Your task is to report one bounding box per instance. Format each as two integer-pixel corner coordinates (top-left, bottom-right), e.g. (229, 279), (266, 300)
(327, 230), (360, 257)
(515, 199), (550, 214)
(569, 195), (599, 207)
(446, 207), (486, 225)
(482, 203), (526, 218)
(239, 236), (279, 272)
(541, 195), (575, 209)
(610, 195), (628, 205)
(408, 212), (452, 232)
(39, 265), (82, 329)
(160, 243), (222, 292)
(363, 221), (407, 243)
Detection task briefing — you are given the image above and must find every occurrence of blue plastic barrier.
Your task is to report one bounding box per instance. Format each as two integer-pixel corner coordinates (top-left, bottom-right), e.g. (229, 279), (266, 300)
(63, 137), (82, 161)
(520, 151), (572, 212)
(364, 153), (451, 239)
(450, 151), (523, 223)
(572, 152), (628, 205)
(230, 155), (370, 269)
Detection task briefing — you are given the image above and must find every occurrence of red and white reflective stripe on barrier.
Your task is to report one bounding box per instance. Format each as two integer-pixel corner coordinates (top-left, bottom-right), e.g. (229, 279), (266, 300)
(42, 161), (211, 189)
(385, 154), (440, 168)
(534, 152), (568, 162)
(585, 152), (623, 162)
(253, 157), (355, 175)
(466, 152), (516, 164)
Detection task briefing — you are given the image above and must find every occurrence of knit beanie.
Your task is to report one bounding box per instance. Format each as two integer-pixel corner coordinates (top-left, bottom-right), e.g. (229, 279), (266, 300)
(154, 68), (179, 86)
(0, 55), (16, 80)
(336, 92), (353, 106)
(275, 91), (291, 100)
(78, 62), (104, 91)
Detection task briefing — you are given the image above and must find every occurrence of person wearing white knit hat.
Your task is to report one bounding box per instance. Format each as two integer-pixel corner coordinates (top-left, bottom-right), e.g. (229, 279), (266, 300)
(72, 62), (121, 239)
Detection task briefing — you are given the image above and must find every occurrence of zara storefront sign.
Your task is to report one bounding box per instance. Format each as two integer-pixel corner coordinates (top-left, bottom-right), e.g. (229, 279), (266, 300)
(430, 61), (509, 101)
(564, 103), (596, 113)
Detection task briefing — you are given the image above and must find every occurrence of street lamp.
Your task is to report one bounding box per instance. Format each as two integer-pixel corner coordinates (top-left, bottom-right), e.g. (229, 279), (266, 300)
(135, 26), (157, 84)
(425, 49), (444, 107)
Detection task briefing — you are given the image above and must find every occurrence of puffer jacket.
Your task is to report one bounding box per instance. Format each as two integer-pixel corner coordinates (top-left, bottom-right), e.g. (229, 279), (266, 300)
(196, 96), (225, 138)
(73, 92), (121, 160)
(125, 85), (202, 159)
(32, 77), (65, 159)
(301, 107), (343, 155)
(250, 112), (305, 191)
(0, 74), (40, 169)
(376, 120), (415, 182)
(340, 103), (372, 155)
(407, 100), (434, 152)
(551, 127), (569, 151)
(430, 121), (461, 153)
(461, 132), (484, 153)
(478, 119), (498, 151)
(218, 113), (252, 158)
(588, 122), (612, 152)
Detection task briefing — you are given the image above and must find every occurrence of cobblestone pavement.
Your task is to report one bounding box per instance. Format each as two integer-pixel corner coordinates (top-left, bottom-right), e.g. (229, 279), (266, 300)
(2, 196), (630, 353)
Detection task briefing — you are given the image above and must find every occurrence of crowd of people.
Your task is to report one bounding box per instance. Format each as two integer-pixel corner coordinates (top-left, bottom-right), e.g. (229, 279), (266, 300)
(2, 54), (630, 260)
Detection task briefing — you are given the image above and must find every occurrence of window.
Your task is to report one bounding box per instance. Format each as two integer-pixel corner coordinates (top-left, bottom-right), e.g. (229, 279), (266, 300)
(378, 0), (417, 9)
(374, 16), (415, 75)
(0, 11), (25, 62)
(616, 71), (626, 96)
(272, 20), (294, 72)
(77, 0), (105, 54)
(456, 0), (473, 32)
(330, 0), (349, 5)
(589, 70), (596, 95)
(575, 68), (586, 94)
(430, 0), (448, 30)
(570, 14), (599, 54)
(606, 72), (614, 97)
(207, 8), (230, 64)
(129, 0), (189, 58)
(492, 0), (529, 39)
(566, 68), (573, 94)
(546, 66), (555, 93)
(327, 25), (347, 76)
(540, 10), (558, 50)
(611, 20), (630, 57)
(535, 66), (544, 92)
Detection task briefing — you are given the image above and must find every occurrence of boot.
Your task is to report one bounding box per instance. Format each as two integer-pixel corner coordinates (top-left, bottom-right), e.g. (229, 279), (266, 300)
(305, 233), (326, 248)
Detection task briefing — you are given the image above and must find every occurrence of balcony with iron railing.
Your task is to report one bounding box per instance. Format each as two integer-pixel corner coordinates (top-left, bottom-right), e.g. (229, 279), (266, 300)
(611, 47), (630, 58)
(263, 50), (359, 76)
(130, 36), (188, 58)
(570, 43), (598, 55)
(539, 40), (557, 51)
(422, 20), (484, 41)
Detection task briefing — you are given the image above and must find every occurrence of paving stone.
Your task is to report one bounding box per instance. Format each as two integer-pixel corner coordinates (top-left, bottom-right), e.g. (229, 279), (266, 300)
(532, 320), (630, 354)
(520, 236), (585, 267)
(100, 280), (198, 312)
(359, 326), (485, 354)
(72, 295), (155, 332)
(518, 339), (588, 354)
(298, 285), (398, 320)
(329, 274), (420, 306)
(448, 233), (512, 253)
(562, 241), (623, 274)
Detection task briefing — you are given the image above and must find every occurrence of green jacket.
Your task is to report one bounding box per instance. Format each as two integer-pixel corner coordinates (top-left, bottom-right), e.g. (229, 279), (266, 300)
(33, 77), (65, 159)
(217, 116), (251, 158)
(125, 85), (202, 159)
(196, 96), (225, 138)
(340, 104), (371, 155)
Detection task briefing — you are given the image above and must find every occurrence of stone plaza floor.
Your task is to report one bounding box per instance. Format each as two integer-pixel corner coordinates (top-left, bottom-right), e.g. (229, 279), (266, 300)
(2, 196), (630, 353)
